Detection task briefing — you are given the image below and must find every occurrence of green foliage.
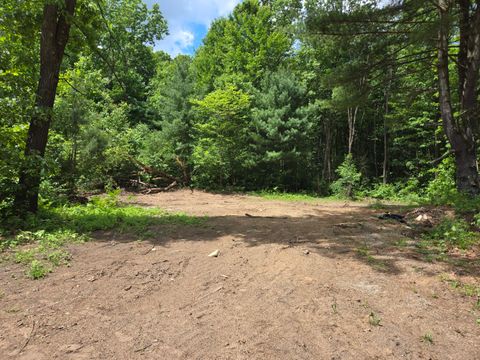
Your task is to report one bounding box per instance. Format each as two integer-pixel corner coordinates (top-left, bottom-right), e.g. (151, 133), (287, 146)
(425, 158), (457, 205)
(14, 249), (36, 265)
(3, 0), (480, 221)
(192, 85), (251, 188)
(368, 312), (382, 327)
(366, 183), (398, 200)
(0, 0), (39, 214)
(421, 333), (434, 345)
(193, 0), (292, 90)
(1, 191), (204, 278)
(363, 179), (423, 204)
(423, 217), (478, 251)
(330, 154), (362, 198)
(252, 191), (326, 202)
(27, 260), (50, 280)
(250, 69), (315, 190)
(144, 55), (195, 179)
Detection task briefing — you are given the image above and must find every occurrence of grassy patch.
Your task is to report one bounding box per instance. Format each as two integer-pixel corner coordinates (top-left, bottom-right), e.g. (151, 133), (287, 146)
(368, 312), (382, 326)
(251, 191), (336, 202)
(367, 200), (415, 211)
(440, 274), (480, 314)
(394, 238), (409, 247)
(423, 218), (479, 250)
(0, 191), (204, 279)
(412, 217), (480, 265)
(439, 274), (480, 298)
(356, 246), (388, 271)
(421, 333), (434, 344)
(27, 260), (50, 279)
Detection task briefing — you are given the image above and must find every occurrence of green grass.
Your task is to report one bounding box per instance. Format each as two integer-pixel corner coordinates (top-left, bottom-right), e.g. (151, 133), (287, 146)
(0, 191), (204, 279)
(423, 217), (479, 251)
(421, 333), (434, 344)
(439, 274), (480, 297)
(411, 217), (480, 266)
(367, 200), (416, 211)
(394, 238), (409, 247)
(439, 274), (480, 314)
(368, 312), (382, 326)
(27, 260), (50, 279)
(251, 191), (337, 202)
(356, 246), (388, 271)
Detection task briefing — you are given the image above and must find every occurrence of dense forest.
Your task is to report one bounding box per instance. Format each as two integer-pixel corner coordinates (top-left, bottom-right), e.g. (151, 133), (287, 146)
(1, 0), (480, 215)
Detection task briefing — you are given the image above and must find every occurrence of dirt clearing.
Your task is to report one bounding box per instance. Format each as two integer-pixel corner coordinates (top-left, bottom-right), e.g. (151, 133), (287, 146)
(1, 190), (479, 359)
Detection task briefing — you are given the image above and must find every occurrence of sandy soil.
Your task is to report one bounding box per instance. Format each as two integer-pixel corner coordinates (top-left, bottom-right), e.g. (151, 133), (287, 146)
(1, 190), (479, 359)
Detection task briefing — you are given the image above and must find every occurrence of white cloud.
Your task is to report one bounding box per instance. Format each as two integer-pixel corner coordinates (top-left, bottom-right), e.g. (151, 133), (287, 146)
(161, 28), (195, 57)
(155, 0), (240, 26)
(146, 0), (242, 56)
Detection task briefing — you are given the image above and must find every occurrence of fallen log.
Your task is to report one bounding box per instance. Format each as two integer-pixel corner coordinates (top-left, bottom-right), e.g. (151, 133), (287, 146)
(143, 181), (178, 194)
(127, 155), (180, 183)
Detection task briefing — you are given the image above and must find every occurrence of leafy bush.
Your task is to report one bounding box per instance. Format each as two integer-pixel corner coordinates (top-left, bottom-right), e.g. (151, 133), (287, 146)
(424, 217), (478, 250)
(367, 183), (399, 200)
(330, 154), (362, 198)
(363, 178), (423, 203)
(27, 260), (50, 279)
(425, 157), (457, 205)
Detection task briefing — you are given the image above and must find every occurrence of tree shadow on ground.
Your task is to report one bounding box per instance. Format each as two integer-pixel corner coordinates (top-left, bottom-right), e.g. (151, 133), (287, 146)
(91, 209), (480, 279)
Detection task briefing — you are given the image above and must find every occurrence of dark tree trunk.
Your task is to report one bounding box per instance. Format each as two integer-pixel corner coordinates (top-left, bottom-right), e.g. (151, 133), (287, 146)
(322, 119), (333, 182)
(14, 1), (76, 213)
(436, 1), (480, 195)
(383, 67), (392, 185)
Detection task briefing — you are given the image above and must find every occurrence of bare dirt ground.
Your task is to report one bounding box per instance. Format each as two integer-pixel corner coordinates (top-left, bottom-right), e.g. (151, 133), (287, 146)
(1, 190), (479, 359)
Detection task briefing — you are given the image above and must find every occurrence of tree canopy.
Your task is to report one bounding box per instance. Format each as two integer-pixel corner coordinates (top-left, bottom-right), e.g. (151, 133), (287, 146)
(1, 0), (480, 214)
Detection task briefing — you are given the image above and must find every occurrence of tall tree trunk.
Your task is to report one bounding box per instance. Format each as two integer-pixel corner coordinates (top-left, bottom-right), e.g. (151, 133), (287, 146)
(382, 114), (388, 184)
(347, 106), (358, 155)
(437, 1), (480, 195)
(323, 119), (333, 182)
(14, 1), (76, 213)
(383, 67), (393, 184)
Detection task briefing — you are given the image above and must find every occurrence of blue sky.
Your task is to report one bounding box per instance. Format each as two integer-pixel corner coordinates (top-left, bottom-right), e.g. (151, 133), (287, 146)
(145, 0), (242, 57)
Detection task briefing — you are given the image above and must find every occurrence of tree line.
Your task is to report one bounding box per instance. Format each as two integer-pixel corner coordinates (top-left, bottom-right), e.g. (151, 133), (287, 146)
(1, 0), (480, 215)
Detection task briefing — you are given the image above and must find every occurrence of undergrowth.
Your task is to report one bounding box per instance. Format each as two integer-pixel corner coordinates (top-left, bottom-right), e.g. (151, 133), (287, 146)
(252, 190), (337, 202)
(421, 218), (479, 252)
(0, 190), (204, 279)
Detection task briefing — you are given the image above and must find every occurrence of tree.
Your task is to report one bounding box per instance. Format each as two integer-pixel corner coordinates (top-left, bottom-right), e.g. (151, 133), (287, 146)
(193, 0), (292, 91)
(437, 0), (480, 194)
(0, 0), (40, 210)
(191, 86), (251, 188)
(13, 0), (168, 212)
(304, 0), (480, 195)
(145, 55), (196, 180)
(250, 69), (314, 190)
(15, 0), (77, 213)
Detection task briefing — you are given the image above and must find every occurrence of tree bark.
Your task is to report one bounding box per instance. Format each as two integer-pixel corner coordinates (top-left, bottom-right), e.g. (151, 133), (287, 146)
(322, 119), (333, 182)
(436, 1), (480, 195)
(14, 1), (76, 213)
(382, 66), (393, 184)
(347, 106), (358, 155)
